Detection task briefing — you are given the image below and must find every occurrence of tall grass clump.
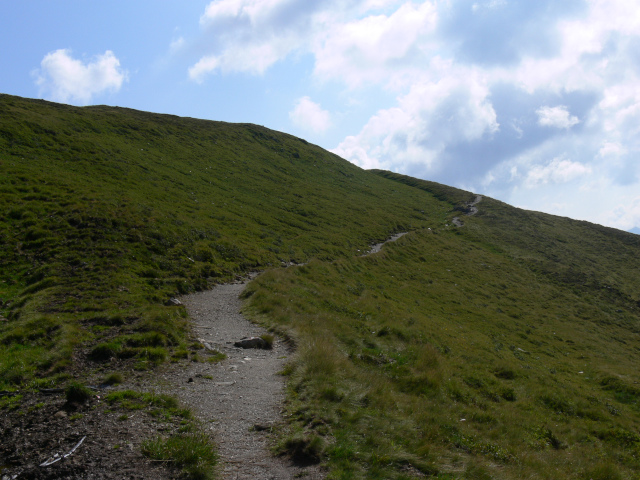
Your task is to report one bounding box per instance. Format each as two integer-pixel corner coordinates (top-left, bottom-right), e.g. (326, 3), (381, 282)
(142, 433), (217, 480)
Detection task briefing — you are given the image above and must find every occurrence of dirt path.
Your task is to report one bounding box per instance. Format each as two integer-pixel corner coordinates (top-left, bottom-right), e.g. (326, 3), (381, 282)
(150, 281), (324, 479)
(366, 232), (407, 255)
(148, 234), (411, 478)
(452, 195), (482, 227)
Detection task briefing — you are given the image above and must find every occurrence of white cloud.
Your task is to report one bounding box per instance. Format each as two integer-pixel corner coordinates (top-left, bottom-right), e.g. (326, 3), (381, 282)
(189, 0), (316, 80)
(334, 69), (498, 174)
(609, 195), (640, 230)
(524, 157), (591, 187)
(536, 105), (580, 129)
(471, 0), (507, 13)
(598, 141), (627, 158)
(34, 49), (127, 105)
(289, 97), (332, 134)
(169, 36), (186, 54)
(189, 0), (437, 86)
(313, 1), (438, 87)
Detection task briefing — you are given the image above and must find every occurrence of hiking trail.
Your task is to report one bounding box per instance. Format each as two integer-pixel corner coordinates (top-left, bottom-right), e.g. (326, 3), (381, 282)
(148, 232), (411, 478)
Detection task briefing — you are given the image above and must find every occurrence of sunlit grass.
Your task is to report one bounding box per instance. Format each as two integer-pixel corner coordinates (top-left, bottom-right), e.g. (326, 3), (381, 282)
(0, 93), (449, 385)
(2, 93), (640, 479)
(243, 210), (640, 478)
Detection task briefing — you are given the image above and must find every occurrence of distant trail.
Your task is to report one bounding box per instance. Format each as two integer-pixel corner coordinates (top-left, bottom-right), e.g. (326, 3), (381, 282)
(452, 195), (482, 227)
(365, 232), (407, 255)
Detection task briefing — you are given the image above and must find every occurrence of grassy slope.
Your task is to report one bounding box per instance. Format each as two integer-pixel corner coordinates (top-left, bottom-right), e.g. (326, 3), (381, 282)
(2, 94), (640, 479)
(242, 172), (640, 479)
(0, 93), (447, 386)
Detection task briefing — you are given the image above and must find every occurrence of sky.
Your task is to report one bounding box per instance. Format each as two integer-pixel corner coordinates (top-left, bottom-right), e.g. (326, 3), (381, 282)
(2, 1), (640, 232)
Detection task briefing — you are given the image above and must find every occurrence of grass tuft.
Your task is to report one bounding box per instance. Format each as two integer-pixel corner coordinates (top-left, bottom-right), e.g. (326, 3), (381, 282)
(141, 433), (217, 480)
(259, 334), (274, 349)
(103, 372), (123, 385)
(65, 381), (93, 404)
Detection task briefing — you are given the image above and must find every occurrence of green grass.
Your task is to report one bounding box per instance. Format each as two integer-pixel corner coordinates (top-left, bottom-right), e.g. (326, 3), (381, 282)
(105, 388), (216, 478)
(0, 93), (448, 387)
(141, 432), (218, 480)
(241, 179), (640, 478)
(65, 381), (93, 404)
(2, 94), (640, 479)
(105, 389), (191, 419)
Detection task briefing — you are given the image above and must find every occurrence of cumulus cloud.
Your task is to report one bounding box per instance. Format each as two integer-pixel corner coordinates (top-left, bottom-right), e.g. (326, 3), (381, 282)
(169, 36), (186, 54)
(440, 0), (585, 66)
(334, 71), (499, 175)
(34, 49), (127, 105)
(313, 1), (438, 87)
(609, 195), (640, 231)
(598, 141), (626, 158)
(189, 0), (437, 86)
(524, 157), (591, 187)
(536, 105), (580, 129)
(289, 97), (332, 134)
(189, 0), (321, 81)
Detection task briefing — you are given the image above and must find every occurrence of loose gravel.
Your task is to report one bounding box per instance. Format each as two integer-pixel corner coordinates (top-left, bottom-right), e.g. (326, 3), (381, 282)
(148, 280), (325, 480)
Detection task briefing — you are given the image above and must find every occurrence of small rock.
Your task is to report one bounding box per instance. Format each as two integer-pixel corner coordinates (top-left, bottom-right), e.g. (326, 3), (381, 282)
(165, 297), (182, 306)
(234, 337), (267, 349)
(187, 377), (194, 383)
(251, 424), (271, 431)
(54, 411), (67, 419)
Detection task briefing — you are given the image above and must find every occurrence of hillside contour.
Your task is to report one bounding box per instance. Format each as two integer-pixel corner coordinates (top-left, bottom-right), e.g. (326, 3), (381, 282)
(2, 94), (640, 479)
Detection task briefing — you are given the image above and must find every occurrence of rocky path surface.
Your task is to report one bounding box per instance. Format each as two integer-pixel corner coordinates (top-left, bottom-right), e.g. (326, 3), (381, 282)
(366, 232), (407, 255)
(152, 282), (325, 480)
(452, 195), (482, 227)
(148, 233), (413, 479)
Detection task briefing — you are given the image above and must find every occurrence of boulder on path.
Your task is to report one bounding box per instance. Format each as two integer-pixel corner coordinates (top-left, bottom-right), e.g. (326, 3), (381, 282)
(234, 336), (269, 349)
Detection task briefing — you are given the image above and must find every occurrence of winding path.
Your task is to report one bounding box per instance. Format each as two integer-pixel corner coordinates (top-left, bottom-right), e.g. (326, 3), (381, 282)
(152, 234), (410, 478)
(452, 195), (482, 227)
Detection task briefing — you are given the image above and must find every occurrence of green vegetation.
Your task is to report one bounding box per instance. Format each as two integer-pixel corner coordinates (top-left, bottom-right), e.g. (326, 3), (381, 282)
(105, 389), (191, 419)
(241, 173), (640, 478)
(0, 93), (445, 387)
(260, 333), (275, 349)
(106, 389), (216, 478)
(2, 93), (640, 478)
(65, 381), (93, 404)
(142, 432), (218, 480)
(103, 372), (124, 385)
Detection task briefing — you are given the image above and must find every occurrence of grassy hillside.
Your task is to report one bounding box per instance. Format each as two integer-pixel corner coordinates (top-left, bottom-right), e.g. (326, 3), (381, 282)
(0, 94), (449, 385)
(241, 173), (640, 478)
(2, 94), (640, 479)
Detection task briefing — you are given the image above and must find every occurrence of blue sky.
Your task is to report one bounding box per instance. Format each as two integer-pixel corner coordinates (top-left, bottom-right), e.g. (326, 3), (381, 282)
(2, 1), (640, 232)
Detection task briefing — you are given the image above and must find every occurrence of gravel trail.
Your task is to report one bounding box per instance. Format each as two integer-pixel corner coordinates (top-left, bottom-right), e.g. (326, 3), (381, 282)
(452, 195), (482, 227)
(150, 233), (413, 478)
(153, 281), (324, 480)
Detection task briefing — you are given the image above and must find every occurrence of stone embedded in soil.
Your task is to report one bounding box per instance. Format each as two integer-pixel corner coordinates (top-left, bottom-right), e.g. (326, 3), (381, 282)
(234, 337), (268, 349)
